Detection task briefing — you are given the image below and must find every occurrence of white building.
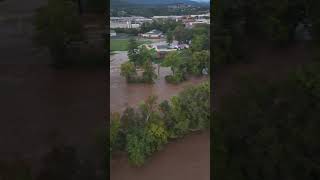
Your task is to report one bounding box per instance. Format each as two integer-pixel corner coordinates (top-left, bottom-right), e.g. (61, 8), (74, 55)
(110, 30), (116, 37)
(110, 16), (152, 29)
(152, 16), (184, 21)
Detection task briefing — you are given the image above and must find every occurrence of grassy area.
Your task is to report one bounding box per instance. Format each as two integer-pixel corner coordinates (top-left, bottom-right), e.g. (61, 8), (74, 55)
(110, 38), (152, 51)
(110, 39), (129, 51)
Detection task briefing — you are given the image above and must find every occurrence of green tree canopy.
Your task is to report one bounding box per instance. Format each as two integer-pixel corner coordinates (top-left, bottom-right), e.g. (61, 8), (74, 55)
(34, 0), (83, 66)
(166, 30), (174, 45)
(213, 66), (320, 180)
(120, 61), (137, 82)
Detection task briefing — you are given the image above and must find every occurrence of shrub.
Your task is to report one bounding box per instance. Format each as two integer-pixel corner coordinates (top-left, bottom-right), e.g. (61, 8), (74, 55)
(126, 128), (148, 166)
(178, 82), (210, 130)
(169, 96), (190, 137)
(145, 121), (168, 151)
(126, 120), (168, 166)
(120, 62), (137, 83)
(110, 113), (121, 154)
(165, 75), (180, 84)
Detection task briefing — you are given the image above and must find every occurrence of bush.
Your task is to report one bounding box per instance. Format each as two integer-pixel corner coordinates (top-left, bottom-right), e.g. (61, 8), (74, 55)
(169, 96), (190, 137)
(126, 120), (168, 166)
(126, 128), (148, 166)
(165, 75), (180, 84)
(145, 121), (168, 151)
(120, 62), (137, 82)
(110, 113), (121, 154)
(178, 82), (210, 129)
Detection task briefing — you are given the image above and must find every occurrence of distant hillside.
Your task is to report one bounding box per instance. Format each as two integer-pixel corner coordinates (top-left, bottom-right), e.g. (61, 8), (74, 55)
(111, 0), (208, 6)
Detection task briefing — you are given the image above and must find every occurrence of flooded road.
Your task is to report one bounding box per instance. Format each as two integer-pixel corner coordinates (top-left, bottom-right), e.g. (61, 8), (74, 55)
(110, 51), (208, 112)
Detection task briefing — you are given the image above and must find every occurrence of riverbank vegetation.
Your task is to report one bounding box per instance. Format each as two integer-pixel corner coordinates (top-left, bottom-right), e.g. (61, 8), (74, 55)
(34, 0), (105, 68)
(213, 63), (320, 179)
(213, 0), (320, 67)
(213, 0), (320, 179)
(110, 82), (210, 166)
(34, 0), (83, 67)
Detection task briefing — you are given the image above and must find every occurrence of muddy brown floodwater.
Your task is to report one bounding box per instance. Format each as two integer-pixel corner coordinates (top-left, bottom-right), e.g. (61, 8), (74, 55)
(110, 51), (208, 112)
(110, 51), (210, 180)
(111, 131), (210, 180)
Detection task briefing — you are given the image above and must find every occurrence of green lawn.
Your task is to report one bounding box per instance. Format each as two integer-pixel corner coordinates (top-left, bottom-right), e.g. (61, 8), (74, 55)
(110, 39), (152, 51)
(110, 39), (129, 51)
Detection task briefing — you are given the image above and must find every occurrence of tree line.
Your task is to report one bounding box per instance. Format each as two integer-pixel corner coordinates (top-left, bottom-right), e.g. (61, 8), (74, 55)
(213, 63), (320, 180)
(213, 0), (320, 66)
(34, 0), (105, 68)
(110, 82), (210, 166)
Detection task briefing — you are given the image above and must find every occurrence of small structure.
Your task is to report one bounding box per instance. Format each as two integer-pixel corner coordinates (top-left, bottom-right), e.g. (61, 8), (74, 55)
(145, 41), (177, 58)
(141, 29), (164, 39)
(110, 30), (117, 37)
(173, 44), (189, 50)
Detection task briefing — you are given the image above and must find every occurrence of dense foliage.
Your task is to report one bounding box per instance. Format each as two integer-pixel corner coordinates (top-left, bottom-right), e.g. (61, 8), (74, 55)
(213, 0), (320, 66)
(121, 39), (157, 83)
(213, 63), (320, 180)
(110, 82), (210, 166)
(111, 6), (209, 18)
(34, 0), (83, 67)
(162, 51), (187, 83)
(85, 0), (106, 12)
(160, 24), (210, 84)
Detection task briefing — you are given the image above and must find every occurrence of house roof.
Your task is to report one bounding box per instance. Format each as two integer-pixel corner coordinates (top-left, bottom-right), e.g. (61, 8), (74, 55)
(156, 45), (169, 49)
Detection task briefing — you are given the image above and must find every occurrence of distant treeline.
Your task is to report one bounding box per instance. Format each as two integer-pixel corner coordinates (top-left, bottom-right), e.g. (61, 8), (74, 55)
(213, 0), (320, 66)
(111, 6), (209, 17)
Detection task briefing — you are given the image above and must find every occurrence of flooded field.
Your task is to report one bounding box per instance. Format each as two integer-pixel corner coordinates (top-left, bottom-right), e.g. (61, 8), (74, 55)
(110, 51), (208, 112)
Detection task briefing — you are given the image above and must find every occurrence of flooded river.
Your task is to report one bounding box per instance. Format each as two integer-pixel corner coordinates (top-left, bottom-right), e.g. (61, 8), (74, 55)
(110, 51), (208, 112)
(110, 51), (210, 180)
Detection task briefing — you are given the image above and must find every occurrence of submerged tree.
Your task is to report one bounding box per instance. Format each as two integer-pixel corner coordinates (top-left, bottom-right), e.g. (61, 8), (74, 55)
(120, 61), (137, 82)
(127, 38), (139, 66)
